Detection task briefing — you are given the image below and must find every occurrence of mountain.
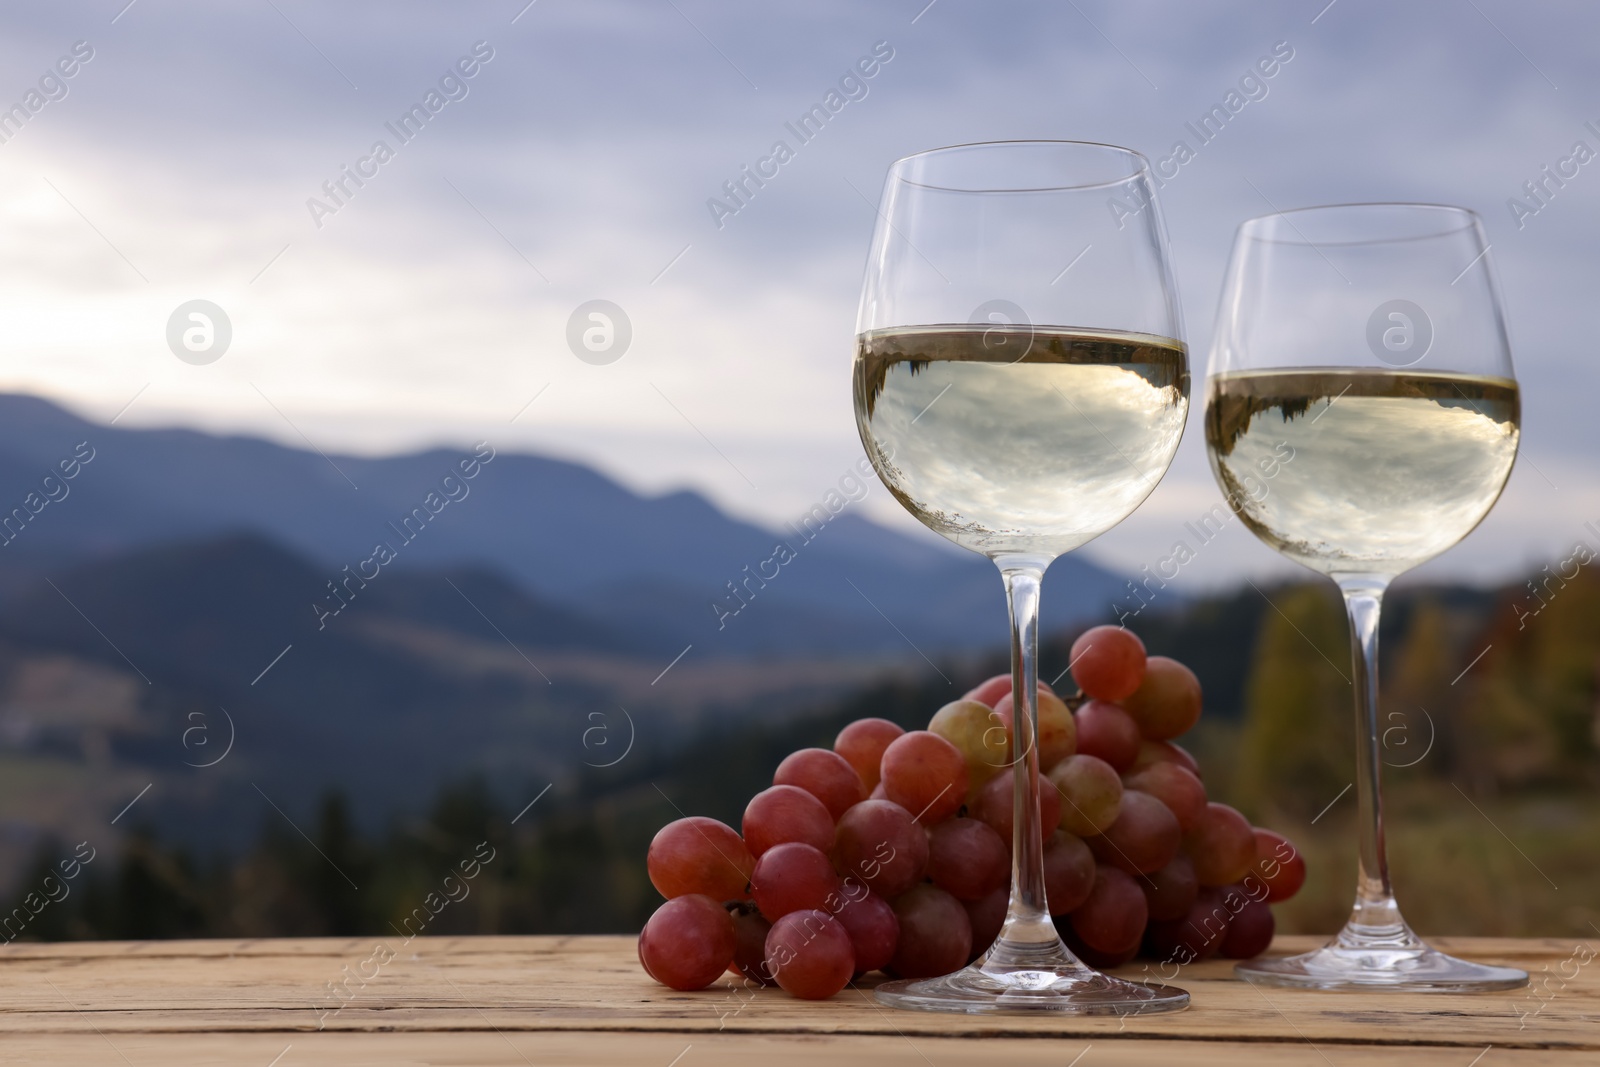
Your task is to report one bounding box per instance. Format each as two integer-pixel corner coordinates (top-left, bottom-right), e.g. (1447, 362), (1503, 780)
(0, 394), (1129, 656)
(0, 531), (899, 869)
(0, 534), (568, 844)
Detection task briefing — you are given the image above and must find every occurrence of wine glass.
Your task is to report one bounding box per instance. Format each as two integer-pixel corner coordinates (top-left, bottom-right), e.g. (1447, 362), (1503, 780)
(855, 141), (1190, 1014)
(1206, 203), (1527, 991)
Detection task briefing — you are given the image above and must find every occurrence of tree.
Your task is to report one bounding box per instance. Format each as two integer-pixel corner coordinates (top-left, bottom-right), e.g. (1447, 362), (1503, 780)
(1382, 598), (1457, 776)
(1234, 584), (1352, 822)
(1459, 566), (1600, 790)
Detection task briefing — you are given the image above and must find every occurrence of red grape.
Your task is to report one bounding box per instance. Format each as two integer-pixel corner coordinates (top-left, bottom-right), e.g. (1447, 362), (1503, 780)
(765, 909), (855, 999)
(963, 674), (1055, 708)
(1249, 828), (1307, 903)
(834, 718), (904, 792)
(880, 730), (968, 825)
(1220, 891), (1276, 959)
(1168, 743), (1201, 778)
(1061, 921), (1141, 968)
(1074, 700), (1141, 771)
(647, 817), (754, 901)
(927, 699), (1008, 796)
(775, 747), (867, 821)
(743, 785), (834, 858)
(1088, 789), (1181, 875)
(1069, 866), (1148, 955)
(641, 643), (1269, 998)
(1123, 762), (1207, 832)
(964, 673), (1010, 708)
(1042, 830), (1095, 915)
(971, 769), (1062, 846)
(1183, 803), (1257, 886)
(1145, 887), (1229, 962)
(889, 885), (971, 979)
(1140, 853), (1198, 922)
(639, 894), (736, 991)
(833, 799), (928, 899)
(832, 888), (898, 974)
(1048, 754), (1123, 836)
(726, 902), (774, 985)
(1085, 941), (1140, 969)
(963, 886), (1007, 962)
(751, 842), (842, 922)
(1122, 656), (1202, 740)
(926, 818), (1009, 901)
(993, 688), (1077, 772)
(1129, 739), (1202, 779)
(1069, 625), (1146, 702)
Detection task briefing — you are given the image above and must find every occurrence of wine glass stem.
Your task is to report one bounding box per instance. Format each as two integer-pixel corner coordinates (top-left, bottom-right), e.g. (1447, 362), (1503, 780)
(1337, 574), (1409, 941)
(996, 556), (1055, 947)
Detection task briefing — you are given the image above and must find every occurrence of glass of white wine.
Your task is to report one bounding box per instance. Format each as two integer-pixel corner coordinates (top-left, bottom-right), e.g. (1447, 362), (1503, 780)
(1207, 203), (1528, 991)
(857, 141), (1190, 1014)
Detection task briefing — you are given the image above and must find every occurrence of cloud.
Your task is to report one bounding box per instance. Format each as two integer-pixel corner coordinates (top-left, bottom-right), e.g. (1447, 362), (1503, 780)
(0, 0), (1594, 587)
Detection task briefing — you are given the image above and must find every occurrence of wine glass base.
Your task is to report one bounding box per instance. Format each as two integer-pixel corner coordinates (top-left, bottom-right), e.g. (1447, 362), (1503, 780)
(1237, 942), (1528, 992)
(875, 938), (1189, 1016)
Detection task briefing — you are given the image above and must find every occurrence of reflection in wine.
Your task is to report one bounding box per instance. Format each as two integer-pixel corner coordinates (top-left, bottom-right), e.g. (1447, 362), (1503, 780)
(855, 325), (1189, 560)
(1206, 368), (1519, 577)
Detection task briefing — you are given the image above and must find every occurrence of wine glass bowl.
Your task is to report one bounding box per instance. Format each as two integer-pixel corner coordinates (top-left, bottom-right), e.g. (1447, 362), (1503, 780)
(854, 325), (1189, 559)
(1206, 203), (1527, 991)
(855, 140), (1190, 566)
(855, 141), (1190, 1014)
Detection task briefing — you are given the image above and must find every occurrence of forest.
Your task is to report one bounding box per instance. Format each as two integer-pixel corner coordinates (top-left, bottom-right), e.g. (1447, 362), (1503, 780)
(6, 562), (1596, 943)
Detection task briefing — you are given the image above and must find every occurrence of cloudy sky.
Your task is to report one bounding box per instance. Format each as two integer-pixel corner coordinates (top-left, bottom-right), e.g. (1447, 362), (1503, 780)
(1, 0), (1596, 596)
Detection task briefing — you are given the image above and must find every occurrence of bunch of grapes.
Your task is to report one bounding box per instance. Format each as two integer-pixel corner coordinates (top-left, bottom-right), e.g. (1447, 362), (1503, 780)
(638, 625), (1306, 1000)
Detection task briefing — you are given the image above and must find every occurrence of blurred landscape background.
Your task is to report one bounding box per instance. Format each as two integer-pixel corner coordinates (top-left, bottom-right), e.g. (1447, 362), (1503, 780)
(2, 2), (1598, 944)
(0, 397), (1594, 942)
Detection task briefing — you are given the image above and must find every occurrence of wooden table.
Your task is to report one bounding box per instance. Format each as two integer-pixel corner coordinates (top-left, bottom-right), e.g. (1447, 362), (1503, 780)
(0, 935), (1592, 1064)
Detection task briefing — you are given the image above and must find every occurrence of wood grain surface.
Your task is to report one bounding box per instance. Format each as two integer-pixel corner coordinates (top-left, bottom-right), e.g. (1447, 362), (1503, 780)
(0, 934), (1593, 1064)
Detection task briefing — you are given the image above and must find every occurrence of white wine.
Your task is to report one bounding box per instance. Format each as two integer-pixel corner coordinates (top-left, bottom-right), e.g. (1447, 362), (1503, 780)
(1205, 369), (1519, 576)
(854, 325), (1188, 559)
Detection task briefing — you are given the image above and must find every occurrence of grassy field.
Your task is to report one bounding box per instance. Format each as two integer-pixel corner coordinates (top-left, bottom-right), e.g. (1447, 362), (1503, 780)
(1187, 709), (1599, 940)
(1251, 787), (1600, 939)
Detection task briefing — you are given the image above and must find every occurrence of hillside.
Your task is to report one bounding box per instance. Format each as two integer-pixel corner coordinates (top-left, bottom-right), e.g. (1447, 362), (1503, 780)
(0, 532), (902, 886)
(10, 565), (1596, 942)
(0, 394), (1127, 656)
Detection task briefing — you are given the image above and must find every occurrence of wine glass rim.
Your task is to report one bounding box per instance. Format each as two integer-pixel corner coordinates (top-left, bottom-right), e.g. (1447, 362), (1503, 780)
(889, 139), (1152, 193)
(1237, 202), (1481, 246)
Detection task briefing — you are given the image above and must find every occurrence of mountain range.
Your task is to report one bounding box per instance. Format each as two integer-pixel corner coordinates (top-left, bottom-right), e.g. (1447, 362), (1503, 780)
(0, 393), (1127, 659)
(0, 392), (1128, 878)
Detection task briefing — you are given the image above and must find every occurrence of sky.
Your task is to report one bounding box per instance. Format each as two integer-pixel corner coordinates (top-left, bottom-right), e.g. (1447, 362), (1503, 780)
(1, 0), (1597, 598)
